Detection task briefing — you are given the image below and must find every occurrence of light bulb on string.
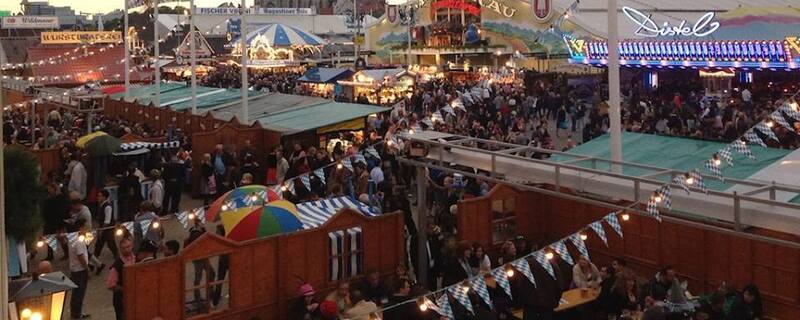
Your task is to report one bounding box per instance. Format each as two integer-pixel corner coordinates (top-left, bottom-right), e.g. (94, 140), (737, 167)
(152, 221), (160, 229)
(281, 185), (288, 192)
(336, 163), (344, 170)
(766, 120), (774, 128)
(712, 154), (721, 166)
(545, 252), (554, 260)
(505, 264), (515, 278)
(684, 173), (694, 185)
(417, 297), (429, 312)
(188, 212), (196, 220)
(579, 233), (588, 241)
(653, 193), (663, 203)
(251, 195), (259, 202)
(221, 204), (229, 211)
(116, 228), (124, 237)
(36, 239), (45, 248)
(621, 213), (630, 221)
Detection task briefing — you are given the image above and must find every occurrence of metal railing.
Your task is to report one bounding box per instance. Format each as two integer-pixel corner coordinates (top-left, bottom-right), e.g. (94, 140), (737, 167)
(399, 131), (800, 233)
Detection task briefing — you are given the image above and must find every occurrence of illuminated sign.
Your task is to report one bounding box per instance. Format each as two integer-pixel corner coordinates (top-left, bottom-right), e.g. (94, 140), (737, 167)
(582, 39), (790, 63)
(622, 7), (720, 38)
(41, 31), (122, 44)
(432, 0), (480, 16)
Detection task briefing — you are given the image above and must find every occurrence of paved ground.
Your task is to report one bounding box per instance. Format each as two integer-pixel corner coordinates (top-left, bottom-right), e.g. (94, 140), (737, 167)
(37, 193), (205, 320)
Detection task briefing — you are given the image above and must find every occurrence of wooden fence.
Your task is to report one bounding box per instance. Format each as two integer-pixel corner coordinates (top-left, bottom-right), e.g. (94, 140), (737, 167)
(458, 185), (800, 319)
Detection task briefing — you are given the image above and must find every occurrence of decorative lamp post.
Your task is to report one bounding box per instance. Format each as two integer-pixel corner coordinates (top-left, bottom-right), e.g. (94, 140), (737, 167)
(8, 272), (77, 320)
(397, 0), (420, 65)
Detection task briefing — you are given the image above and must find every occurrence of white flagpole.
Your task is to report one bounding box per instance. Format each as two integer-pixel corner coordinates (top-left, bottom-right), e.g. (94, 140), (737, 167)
(154, 0), (161, 108)
(124, 0), (130, 100)
(240, 0), (249, 123)
(608, 0), (622, 172)
(190, 0), (197, 114)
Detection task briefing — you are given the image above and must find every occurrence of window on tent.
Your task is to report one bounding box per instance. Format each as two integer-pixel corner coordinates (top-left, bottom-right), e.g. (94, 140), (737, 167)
(491, 197), (516, 243)
(328, 227), (364, 282)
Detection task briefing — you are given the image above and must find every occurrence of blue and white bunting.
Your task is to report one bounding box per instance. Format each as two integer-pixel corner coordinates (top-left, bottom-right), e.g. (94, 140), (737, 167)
(423, 297), (444, 316)
(491, 267), (514, 298)
(285, 179), (295, 194)
(570, 233), (590, 260)
(354, 153), (367, 165)
(646, 198), (661, 221)
(534, 250), (556, 279)
(755, 122), (779, 141)
(718, 148), (733, 167)
(436, 293), (454, 319)
(779, 104), (800, 120)
(744, 130), (767, 147)
(510, 258), (536, 287)
(730, 140), (755, 160)
(177, 211), (189, 229)
(589, 221), (608, 246)
(551, 240), (574, 265)
(421, 117), (434, 127)
(605, 213), (624, 238)
(658, 185), (672, 211)
(195, 208), (206, 223)
(470, 276), (493, 309)
(140, 219), (152, 235)
(771, 110), (793, 131)
(123, 221), (135, 236)
(673, 175), (690, 195)
(300, 174), (311, 191)
(689, 170), (708, 194)
(46, 235), (58, 252)
(66, 232), (78, 246)
(314, 168), (326, 185)
(448, 285), (474, 314)
(704, 159), (723, 181)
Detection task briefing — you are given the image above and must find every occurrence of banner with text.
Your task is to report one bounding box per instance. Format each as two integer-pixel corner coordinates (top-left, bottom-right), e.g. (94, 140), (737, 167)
(194, 7), (240, 15)
(41, 31), (122, 44)
(1, 16), (59, 29)
(248, 7), (316, 15)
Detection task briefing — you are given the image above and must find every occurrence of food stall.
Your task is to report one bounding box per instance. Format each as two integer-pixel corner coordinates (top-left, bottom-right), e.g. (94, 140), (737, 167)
(297, 67), (354, 98)
(338, 68), (416, 105)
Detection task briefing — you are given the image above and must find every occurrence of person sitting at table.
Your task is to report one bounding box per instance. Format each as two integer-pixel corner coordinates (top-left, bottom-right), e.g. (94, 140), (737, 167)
(695, 291), (725, 320)
(444, 242), (474, 286)
(649, 265), (689, 307)
(594, 265), (617, 317)
(607, 273), (641, 317)
(470, 243), (492, 274)
(642, 290), (668, 320)
(572, 255), (601, 289)
(726, 284), (763, 320)
(497, 240), (516, 266)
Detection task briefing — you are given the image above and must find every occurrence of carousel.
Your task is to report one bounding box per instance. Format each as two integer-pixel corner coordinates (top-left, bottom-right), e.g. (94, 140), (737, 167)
(229, 23), (325, 70)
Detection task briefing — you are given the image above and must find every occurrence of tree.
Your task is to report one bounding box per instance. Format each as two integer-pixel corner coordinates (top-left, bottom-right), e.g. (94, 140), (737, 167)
(4, 146), (46, 242)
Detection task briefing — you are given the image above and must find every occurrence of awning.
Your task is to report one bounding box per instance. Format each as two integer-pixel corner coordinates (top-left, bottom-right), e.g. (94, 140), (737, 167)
(295, 196), (379, 229)
(316, 117), (365, 134)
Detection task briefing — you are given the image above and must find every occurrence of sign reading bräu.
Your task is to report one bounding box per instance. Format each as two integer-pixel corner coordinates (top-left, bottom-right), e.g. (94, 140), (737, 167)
(622, 6), (720, 38)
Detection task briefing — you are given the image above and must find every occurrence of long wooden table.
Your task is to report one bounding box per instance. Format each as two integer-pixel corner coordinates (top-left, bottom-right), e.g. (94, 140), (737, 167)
(511, 288), (600, 318)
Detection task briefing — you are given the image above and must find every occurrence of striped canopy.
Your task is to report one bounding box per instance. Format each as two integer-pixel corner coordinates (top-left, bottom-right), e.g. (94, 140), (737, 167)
(296, 196), (380, 229)
(235, 23), (324, 47)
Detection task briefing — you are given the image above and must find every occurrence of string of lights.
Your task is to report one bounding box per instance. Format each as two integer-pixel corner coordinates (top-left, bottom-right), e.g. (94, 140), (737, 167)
(1, 41), (124, 70)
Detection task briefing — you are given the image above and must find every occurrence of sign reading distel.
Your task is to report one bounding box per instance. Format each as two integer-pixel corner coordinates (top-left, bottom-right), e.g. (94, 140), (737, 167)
(41, 31), (122, 44)
(622, 6), (720, 38)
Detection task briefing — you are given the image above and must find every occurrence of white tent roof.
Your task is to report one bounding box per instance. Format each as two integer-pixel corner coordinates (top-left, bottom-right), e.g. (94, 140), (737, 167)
(159, 14), (377, 37)
(552, 0), (798, 39)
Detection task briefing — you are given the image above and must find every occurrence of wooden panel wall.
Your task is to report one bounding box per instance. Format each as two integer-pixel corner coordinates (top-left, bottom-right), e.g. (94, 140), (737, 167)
(458, 189), (800, 319)
(124, 209), (405, 320)
(27, 148), (61, 181)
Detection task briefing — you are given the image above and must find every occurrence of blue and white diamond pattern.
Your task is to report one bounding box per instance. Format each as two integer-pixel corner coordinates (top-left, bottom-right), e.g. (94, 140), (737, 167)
(534, 250), (556, 279)
(689, 170), (708, 193)
(589, 221), (608, 246)
(491, 267), (514, 297)
(779, 104), (800, 120)
(718, 148), (733, 167)
(436, 293), (454, 319)
(510, 258), (536, 287)
(300, 174), (311, 191)
(771, 110), (793, 131)
(755, 122), (779, 141)
(605, 213), (624, 238)
(673, 176), (690, 195)
(448, 285), (474, 314)
(366, 146), (381, 160)
(342, 158), (353, 171)
(570, 233), (590, 260)
(744, 130), (767, 147)
(704, 160), (723, 181)
(729, 140), (755, 160)
(470, 276), (493, 309)
(551, 240), (574, 265)
(314, 168), (326, 185)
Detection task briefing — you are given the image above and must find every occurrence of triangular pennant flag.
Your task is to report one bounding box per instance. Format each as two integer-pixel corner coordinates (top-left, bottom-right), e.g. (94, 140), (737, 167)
(442, 105), (455, 115)
(314, 168), (326, 185)
(755, 122), (779, 141)
(46, 235), (58, 253)
(658, 185), (672, 211)
(704, 159), (723, 181)
(490, 268), (514, 298)
(66, 232), (79, 246)
(140, 219), (152, 235)
(123, 221), (135, 236)
(771, 110), (793, 130)
(730, 139), (755, 160)
(365, 146), (381, 159)
(744, 130), (767, 147)
(688, 170), (708, 194)
(509, 257), (536, 287)
(300, 174), (311, 191)
(257, 190), (267, 199)
(286, 179), (295, 194)
(534, 250), (556, 279)
(569, 233), (590, 260)
(195, 208), (207, 223)
(177, 211), (189, 229)
(551, 240), (574, 265)
(436, 293), (454, 319)
(447, 285), (474, 314)
(779, 104), (800, 120)
(469, 276), (493, 309)
(673, 175), (690, 195)
(605, 213), (624, 237)
(342, 158), (353, 171)
(589, 221), (608, 246)
(421, 117), (434, 127)
(646, 198), (661, 221)
(423, 296), (444, 316)
(718, 148), (733, 167)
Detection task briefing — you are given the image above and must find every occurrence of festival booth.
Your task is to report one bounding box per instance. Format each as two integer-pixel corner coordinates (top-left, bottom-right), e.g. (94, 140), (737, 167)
(229, 23), (324, 71)
(162, 30), (219, 81)
(408, 64), (444, 83)
(338, 68), (416, 105)
(122, 195), (405, 320)
(563, 6), (800, 94)
(297, 67), (354, 98)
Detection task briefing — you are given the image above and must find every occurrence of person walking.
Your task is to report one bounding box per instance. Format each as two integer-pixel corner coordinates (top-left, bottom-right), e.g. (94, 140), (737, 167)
(69, 226), (91, 319)
(162, 155), (185, 215)
(93, 190), (118, 270)
(106, 237), (135, 320)
(133, 201), (162, 254)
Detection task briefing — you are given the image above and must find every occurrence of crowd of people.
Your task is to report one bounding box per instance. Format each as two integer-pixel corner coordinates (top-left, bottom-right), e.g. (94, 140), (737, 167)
(11, 66), (798, 320)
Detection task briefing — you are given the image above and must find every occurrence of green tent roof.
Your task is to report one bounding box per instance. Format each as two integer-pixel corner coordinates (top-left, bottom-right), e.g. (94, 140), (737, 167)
(257, 102), (389, 134)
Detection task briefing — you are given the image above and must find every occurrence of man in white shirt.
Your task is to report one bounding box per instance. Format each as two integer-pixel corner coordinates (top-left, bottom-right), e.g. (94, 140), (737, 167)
(68, 157), (87, 200)
(69, 226), (91, 319)
(93, 190), (118, 273)
(148, 169), (164, 214)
